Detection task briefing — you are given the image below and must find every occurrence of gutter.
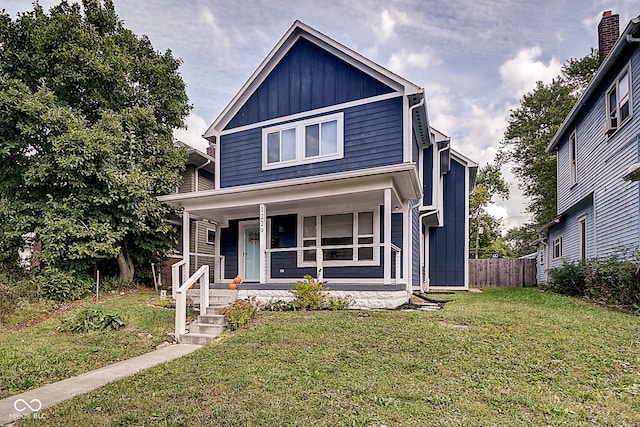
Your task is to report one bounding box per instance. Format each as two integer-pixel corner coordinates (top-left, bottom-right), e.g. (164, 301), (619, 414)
(194, 159), (211, 192)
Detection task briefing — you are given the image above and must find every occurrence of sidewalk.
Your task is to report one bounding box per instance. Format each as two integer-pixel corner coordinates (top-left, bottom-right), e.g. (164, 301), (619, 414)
(0, 344), (201, 425)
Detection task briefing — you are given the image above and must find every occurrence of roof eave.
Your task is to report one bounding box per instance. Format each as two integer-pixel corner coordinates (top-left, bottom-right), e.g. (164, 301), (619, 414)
(204, 20), (423, 138)
(546, 16), (640, 152)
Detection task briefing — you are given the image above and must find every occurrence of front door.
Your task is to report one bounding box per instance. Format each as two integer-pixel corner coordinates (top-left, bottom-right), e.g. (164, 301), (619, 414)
(239, 221), (260, 282)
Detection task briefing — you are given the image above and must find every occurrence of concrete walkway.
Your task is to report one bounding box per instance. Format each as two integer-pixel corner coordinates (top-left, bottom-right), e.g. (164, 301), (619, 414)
(0, 344), (201, 425)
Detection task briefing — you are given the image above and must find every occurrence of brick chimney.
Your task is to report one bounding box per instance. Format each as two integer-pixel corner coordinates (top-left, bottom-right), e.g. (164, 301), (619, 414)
(206, 142), (216, 158)
(598, 10), (619, 64)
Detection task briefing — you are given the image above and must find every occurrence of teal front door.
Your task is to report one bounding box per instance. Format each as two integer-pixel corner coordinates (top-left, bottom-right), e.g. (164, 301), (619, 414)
(240, 222), (260, 282)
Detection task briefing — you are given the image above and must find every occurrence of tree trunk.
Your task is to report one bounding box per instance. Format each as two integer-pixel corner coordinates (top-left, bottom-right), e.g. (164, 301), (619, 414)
(117, 242), (135, 281)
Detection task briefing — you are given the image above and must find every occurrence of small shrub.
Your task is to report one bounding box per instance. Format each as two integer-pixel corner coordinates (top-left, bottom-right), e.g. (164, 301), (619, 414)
(585, 257), (640, 307)
(325, 294), (354, 310)
(289, 275), (328, 310)
(37, 267), (93, 302)
(222, 297), (260, 331)
(263, 299), (298, 312)
(59, 307), (127, 332)
(547, 262), (587, 296)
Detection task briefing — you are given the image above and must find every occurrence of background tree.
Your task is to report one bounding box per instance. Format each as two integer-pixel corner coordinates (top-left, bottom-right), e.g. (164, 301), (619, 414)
(0, 1), (190, 280)
(470, 164), (510, 258)
(504, 224), (538, 258)
(498, 50), (599, 227)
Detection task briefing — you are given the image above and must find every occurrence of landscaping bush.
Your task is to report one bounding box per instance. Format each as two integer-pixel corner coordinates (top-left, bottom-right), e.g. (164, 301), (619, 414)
(263, 299), (299, 312)
(289, 275), (327, 310)
(59, 307), (127, 332)
(584, 257), (640, 307)
(548, 256), (640, 311)
(325, 294), (354, 310)
(222, 297), (260, 331)
(547, 261), (587, 296)
(36, 267), (93, 302)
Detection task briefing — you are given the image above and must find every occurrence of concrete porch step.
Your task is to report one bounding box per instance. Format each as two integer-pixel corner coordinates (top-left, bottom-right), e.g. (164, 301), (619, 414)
(178, 332), (219, 345)
(186, 289), (238, 306)
(198, 313), (226, 325)
(189, 322), (225, 335)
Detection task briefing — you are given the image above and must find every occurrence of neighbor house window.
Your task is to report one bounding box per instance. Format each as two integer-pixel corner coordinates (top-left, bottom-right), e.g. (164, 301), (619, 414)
(206, 228), (216, 245)
(263, 113), (344, 170)
(299, 209), (377, 266)
(578, 216), (586, 261)
(569, 130), (577, 187)
(552, 237), (562, 259)
(606, 64), (632, 134)
(540, 243), (546, 266)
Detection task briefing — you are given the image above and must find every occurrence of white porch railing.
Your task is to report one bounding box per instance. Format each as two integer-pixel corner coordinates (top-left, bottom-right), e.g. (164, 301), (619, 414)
(174, 265), (210, 338)
(265, 243), (402, 283)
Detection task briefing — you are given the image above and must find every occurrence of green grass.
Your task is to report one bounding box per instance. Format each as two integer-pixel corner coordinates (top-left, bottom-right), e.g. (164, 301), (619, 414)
(16, 288), (640, 426)
(0, 290), (174, 399)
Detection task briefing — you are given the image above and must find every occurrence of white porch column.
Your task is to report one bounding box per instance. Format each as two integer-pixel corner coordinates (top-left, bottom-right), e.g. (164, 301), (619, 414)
(384, 188), (392, 284)
(259, 204), (267, 284)
(182, 210), (190, 280)
(403, 202), (411, 290)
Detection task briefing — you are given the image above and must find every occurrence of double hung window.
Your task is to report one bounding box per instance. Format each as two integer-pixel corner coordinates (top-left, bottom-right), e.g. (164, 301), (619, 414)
(552, 237), (562, 259)
(263, 113), (344, 170)
(606, 65), (632, 134)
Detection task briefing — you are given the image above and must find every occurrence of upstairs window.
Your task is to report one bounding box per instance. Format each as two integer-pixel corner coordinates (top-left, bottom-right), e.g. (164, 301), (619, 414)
(263, 113), (344, 170)
(569, 130), (577, 187)
(606, 65), (632, 135)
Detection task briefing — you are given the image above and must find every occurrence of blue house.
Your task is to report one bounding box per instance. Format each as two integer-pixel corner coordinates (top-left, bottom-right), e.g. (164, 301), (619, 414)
(538, 12), (640, 283)
(160, 21), (477, 308)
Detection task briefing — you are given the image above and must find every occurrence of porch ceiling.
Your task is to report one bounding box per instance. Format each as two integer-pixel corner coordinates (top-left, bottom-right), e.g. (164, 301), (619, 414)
(159, 164), (420, 224)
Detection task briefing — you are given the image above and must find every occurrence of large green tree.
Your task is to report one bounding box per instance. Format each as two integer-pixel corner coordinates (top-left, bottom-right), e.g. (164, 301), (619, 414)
(0, 0), (190, 280)
(498, 50), (599, 227)
(470, 164), (510, 259)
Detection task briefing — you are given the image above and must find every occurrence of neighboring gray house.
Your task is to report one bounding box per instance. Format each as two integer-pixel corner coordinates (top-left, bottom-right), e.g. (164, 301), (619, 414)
(537, 11), (640, 283)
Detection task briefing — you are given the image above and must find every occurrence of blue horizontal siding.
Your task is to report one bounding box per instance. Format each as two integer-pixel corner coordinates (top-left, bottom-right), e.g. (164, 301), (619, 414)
(429, 159), (466, 287)
(423, 146), (433, 206)
(220, 97), (404, 188)
(220, 208), (405, 281)
(226, 37), (394, 130)
(412, 205), (420, 286)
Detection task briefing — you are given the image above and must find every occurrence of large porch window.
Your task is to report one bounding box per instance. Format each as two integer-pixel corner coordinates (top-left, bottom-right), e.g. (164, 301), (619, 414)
(299, 210), (377, 266)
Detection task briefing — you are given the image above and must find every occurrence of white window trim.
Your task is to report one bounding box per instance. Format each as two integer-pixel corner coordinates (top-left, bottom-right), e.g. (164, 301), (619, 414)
(606, 63), (632, 135)
(297, 208), (380, 267)
(569, 130), (577, 188)
(578, 215), (587, 261)
(206, 227), (216, 245)
(262, 112), (344, 170)
(552, 237), (563, 260)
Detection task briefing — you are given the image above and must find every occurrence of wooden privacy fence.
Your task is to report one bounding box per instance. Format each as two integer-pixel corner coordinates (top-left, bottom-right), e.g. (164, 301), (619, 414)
(469, 258), (537, 288)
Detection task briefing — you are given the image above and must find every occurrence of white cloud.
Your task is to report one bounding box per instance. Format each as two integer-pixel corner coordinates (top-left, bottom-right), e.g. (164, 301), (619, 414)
(499, 46), (562, 99)
(173, 112), (210, 152)
(387, 47), (440, 76)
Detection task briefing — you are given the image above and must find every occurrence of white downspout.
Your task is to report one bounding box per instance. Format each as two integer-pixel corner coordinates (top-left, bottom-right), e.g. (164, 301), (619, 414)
(194, 159), (211, 192)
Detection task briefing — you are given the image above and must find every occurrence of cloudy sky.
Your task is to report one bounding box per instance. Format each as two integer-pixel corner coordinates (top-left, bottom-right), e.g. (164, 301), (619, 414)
(4, 0), (640, 229)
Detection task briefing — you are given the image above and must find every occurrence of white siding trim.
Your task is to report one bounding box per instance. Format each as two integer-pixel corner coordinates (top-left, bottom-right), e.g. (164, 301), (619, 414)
(218, 93), (401, 136)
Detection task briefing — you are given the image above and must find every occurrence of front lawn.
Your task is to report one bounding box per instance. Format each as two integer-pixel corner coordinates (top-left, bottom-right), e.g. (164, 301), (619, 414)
(17, 288), (640, 426)
(0, 290), (175, 399)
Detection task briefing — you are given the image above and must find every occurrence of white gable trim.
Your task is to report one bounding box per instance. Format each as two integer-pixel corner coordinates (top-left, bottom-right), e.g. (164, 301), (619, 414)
(218, 93), (401, 136)
(205, 20), (422, 138)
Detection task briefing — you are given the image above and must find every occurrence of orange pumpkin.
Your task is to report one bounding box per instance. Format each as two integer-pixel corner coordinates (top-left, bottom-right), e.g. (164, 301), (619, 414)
(234, 276), (242, 284)
(228, 282), (237, 290)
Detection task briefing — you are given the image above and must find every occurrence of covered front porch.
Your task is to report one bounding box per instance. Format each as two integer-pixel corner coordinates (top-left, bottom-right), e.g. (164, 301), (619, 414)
(159, 164), (421, 308)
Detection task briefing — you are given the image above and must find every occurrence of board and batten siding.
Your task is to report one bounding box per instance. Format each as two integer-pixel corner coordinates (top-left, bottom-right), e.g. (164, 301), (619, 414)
(422, 145), (433, 206)
(429, 159), (466, 287)
(225, 38), (394, 130)
(219, 97), (404, 188)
